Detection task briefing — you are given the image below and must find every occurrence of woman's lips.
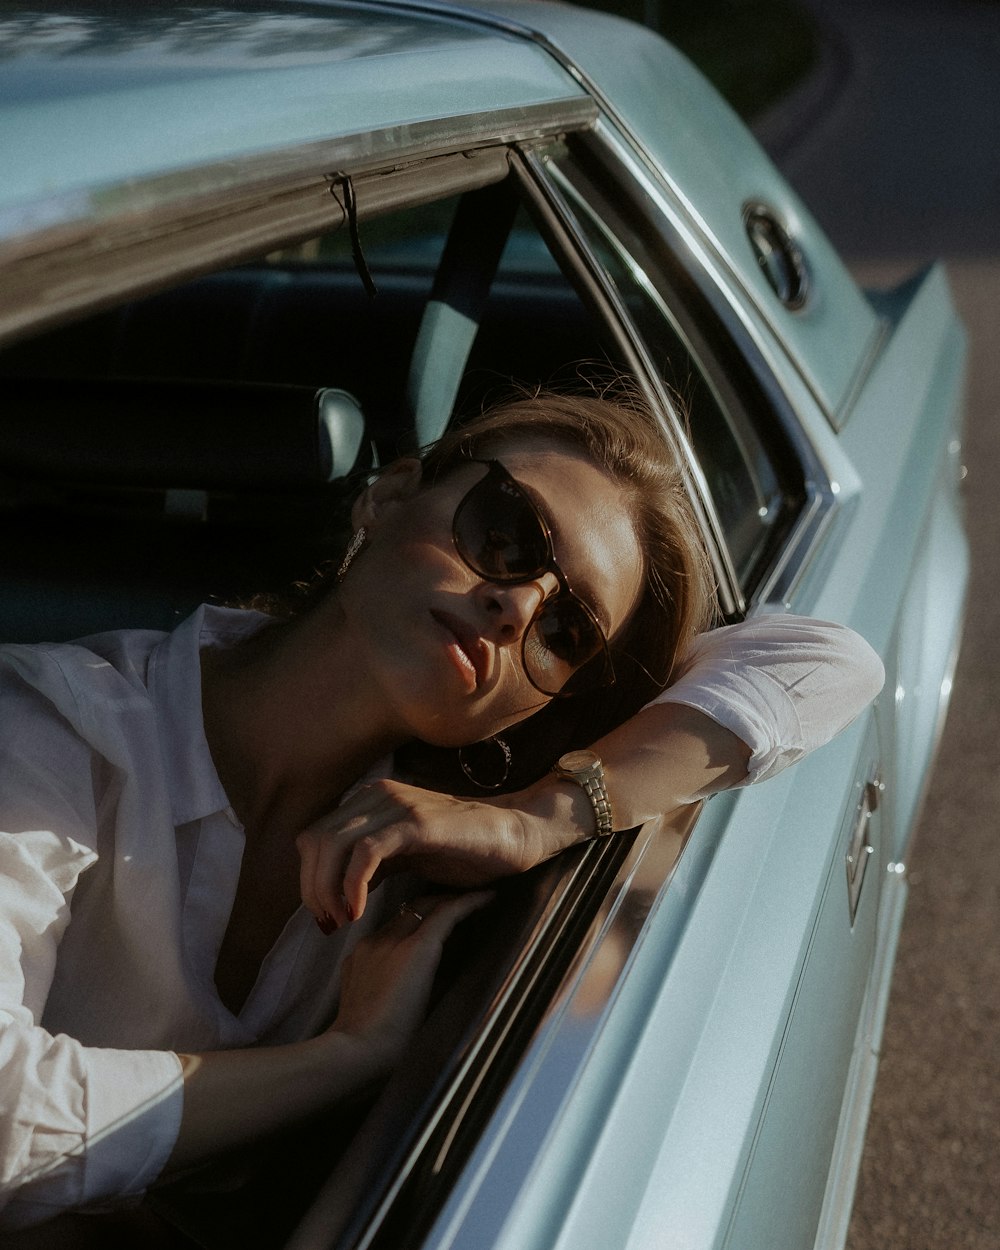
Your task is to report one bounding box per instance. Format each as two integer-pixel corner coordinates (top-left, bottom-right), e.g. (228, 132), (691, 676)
(431, 610), (491, 689)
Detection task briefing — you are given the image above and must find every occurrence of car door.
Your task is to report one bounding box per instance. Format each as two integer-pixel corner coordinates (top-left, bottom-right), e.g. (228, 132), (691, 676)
(403, 124), (962, 1250)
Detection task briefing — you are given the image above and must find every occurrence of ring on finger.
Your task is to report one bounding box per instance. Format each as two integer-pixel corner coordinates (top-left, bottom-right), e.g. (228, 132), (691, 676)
(399, 901), (425, 923)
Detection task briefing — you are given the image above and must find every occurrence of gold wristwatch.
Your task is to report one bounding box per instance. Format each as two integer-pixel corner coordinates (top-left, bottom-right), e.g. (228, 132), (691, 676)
(552, 749), (614, 837)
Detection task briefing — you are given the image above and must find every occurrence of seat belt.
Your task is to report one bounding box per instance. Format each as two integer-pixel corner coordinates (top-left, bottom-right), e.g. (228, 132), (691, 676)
(405, 175), (519, 450)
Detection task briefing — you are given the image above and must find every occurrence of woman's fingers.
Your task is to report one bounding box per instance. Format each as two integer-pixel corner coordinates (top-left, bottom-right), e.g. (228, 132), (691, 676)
(296, 825), (350, 928)
(392, 889), (492, 937)
(297, 779), (524, 932)
(298, 800), (409, 928)
(298, 782), (438, 927)
(341, 824), (411, 923)
(331, 890), (494, 1057)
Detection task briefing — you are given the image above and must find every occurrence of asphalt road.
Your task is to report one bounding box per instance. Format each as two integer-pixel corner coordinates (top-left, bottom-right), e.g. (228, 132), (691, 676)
(752, 2), (1000, 1245)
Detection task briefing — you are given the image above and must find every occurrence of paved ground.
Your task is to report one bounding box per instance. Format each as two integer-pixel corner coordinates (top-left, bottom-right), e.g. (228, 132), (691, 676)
(752, 2), (1000, 1246)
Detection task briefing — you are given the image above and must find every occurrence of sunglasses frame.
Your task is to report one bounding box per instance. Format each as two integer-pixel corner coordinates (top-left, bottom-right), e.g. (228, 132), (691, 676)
(451, 459), (616, 697)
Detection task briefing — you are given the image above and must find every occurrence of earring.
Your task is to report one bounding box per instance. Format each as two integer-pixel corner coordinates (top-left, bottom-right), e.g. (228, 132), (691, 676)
(336, 526), (367, 582)
(458, 736), (512, 790)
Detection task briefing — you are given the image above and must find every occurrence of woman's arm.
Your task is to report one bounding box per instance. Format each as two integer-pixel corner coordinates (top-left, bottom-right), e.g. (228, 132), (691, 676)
(0, 859), (484, 1224)
(298, 616), (886, 927)
(168, 892), (487, 1173)
(0, 827), (186, 1229)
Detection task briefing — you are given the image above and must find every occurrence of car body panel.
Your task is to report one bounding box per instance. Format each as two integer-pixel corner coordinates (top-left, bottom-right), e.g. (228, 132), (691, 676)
(0, 5), (581, 224)
(0, 5), (968, 1250)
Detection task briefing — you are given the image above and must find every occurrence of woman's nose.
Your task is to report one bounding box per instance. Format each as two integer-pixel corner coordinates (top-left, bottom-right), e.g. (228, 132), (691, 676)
(479, 573), (559, 643)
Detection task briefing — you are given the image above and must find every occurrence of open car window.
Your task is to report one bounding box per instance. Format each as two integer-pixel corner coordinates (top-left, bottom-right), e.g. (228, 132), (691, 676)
(0, 127), (808, 1250)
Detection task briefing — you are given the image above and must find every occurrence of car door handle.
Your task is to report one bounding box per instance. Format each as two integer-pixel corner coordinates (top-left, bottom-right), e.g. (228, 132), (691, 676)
(846, 773), (882, 924)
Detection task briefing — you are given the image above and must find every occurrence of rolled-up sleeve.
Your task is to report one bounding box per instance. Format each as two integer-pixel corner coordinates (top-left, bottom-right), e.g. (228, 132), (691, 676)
(652, 616), (885, 785)
(0, 826), (184, 1229)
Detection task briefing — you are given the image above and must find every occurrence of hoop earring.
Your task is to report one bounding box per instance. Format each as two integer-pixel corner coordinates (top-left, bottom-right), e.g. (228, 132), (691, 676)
(336, 526), (367, 582)
(458, 736), (512, 791)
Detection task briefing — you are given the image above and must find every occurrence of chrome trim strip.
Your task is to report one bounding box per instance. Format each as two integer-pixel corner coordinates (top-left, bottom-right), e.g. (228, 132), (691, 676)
(287, 804), (702, 1250)
(0, 97), (596, 247)
(560, 122), (841, 611)
(0, 96), (596, 345)
(512, 146), (742, 614)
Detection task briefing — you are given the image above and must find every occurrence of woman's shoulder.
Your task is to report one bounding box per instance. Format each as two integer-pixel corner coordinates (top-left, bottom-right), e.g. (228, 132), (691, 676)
(0, 629), (159, 711)
(683, 614), (884, 689)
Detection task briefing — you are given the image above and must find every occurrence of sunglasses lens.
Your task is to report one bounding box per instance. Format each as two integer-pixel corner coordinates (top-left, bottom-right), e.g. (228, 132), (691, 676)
(454, 473), (549, 581)
(525, 596), (607, 695)
(454, 462), (614, 697)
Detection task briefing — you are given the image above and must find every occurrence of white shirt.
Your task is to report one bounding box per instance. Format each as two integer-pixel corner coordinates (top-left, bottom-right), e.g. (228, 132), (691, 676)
(0, 606), (883, 1226)
(654, 614), (885, 784)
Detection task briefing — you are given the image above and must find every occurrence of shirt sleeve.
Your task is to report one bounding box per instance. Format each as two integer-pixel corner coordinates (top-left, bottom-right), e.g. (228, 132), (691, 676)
(0, 665), (184, 1229)
(651, 615), (885, 785)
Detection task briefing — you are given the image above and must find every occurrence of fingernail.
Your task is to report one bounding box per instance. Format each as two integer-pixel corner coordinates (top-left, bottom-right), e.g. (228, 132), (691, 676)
(316, 914), (336, 936)
(345, 900), (356, 923)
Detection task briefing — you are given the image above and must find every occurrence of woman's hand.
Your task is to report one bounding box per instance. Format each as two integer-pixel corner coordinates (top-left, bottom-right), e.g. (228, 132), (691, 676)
(297, 704), (756, 933)
(297, 779), (540, 929)
(330, 890), (493, 1069)
(172, 891), (492, 1172)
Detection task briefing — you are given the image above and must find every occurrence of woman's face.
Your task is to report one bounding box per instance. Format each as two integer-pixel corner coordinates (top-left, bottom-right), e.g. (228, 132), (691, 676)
(337, 438), (645, 747)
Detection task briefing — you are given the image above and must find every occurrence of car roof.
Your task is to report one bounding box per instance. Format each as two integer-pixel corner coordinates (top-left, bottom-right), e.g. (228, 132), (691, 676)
(0, 2), (581, 217)
(0, 0), (878, 423)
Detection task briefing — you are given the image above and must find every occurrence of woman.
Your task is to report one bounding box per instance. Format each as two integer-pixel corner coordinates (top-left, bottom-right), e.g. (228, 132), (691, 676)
(0, 393), (882, 1228)
(283, 392), (884, 930)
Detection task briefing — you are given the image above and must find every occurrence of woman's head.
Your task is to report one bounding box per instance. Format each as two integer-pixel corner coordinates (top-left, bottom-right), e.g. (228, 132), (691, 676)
(268, 385), (716, 763)
(417, 389), (717, 706)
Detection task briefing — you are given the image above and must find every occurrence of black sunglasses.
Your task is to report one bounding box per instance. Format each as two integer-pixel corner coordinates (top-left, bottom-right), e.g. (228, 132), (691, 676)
(451, 459), (615, 697)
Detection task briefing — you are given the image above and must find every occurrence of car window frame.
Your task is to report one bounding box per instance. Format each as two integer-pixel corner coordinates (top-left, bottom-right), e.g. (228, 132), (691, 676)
(529, 120), (839, 616)
(515, 129), (838, 615)
(0, 95), (597, 350)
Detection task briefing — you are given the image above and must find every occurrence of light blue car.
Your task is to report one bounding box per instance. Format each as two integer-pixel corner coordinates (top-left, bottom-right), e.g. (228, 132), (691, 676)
(0, 3), (967, 1248)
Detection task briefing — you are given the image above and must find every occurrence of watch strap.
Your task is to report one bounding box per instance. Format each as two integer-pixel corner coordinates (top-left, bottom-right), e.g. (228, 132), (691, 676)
(553, 754), (614, 837)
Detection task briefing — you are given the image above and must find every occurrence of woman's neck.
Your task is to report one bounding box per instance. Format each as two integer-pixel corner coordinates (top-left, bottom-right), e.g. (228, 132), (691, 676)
(200, 604), (404, 841)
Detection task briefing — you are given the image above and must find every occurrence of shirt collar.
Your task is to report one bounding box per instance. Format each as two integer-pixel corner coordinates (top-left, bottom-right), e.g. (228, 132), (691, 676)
(147, 604), (272, 827)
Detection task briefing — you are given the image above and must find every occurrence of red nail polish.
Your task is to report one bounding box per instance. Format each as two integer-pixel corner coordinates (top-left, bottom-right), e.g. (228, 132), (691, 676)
(316, 914), (335, 936)
(346, 901), (355, 923)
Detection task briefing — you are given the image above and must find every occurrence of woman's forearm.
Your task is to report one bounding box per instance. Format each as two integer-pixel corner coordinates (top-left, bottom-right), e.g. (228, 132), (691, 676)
(506, 615), (883, 855)
(169, 1030), (386, 1173)
(505, 701), (750, 857)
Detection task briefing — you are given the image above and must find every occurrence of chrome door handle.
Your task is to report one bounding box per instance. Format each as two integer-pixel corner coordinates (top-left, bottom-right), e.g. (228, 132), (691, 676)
(846, 774), (882, 924)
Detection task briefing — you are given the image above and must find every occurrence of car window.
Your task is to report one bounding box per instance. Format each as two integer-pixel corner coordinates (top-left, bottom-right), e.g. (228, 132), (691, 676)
(0, 155), (715, 1245)
(542, 141), (803, 594)
(0, 163), (634, 645)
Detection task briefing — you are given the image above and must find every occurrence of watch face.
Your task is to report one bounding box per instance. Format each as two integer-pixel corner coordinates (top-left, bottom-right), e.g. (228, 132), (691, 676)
(559, 749), (600, 772)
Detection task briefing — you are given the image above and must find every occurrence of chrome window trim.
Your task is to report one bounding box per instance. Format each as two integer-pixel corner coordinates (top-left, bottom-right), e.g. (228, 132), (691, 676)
(287, 804), (702, 1250)
(541, 152), (783, 597)
(574, 120), (841, 611)
(0, 96), (596, 346)
(511, 146), (743, 615)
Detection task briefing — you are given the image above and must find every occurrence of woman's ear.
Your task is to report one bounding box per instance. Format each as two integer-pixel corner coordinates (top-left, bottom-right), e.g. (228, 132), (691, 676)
(351, 458), (423, 530)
